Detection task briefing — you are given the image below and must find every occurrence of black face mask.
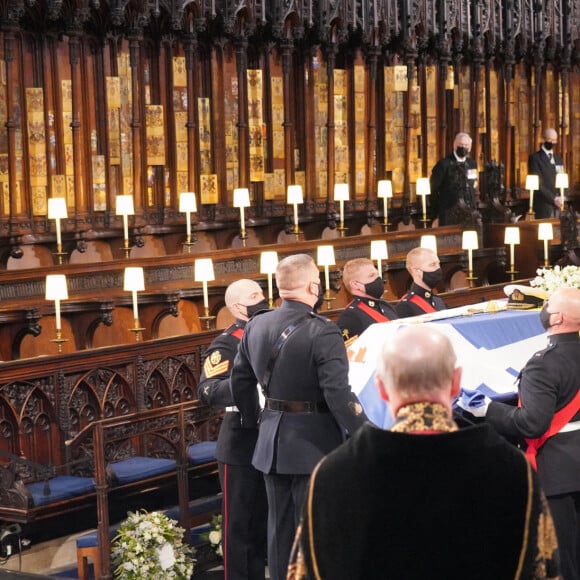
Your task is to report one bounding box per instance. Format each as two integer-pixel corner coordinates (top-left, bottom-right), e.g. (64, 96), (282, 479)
(544, 141), (554, 151)
(313, 283), (325, 312)
(456, 146), (468, 158)
(244, 298), (269, 318)
(422, 268), (443, 289)
(539, 304), (552, 331)
(364, 277), (385, 299)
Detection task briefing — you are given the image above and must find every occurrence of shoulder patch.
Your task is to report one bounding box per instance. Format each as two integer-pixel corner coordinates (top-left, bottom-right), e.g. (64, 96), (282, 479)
(203, 350), (230, 378)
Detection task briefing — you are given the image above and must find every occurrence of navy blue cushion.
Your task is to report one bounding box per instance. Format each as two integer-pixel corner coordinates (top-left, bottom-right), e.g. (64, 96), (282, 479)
(27, 476), (95, 507)
(109, 457), (176, 484)
(76, 525), (119, 549)
(187, 441), (217, 464)
(189, 494), (222, 517)
(190, 523), (211, 547)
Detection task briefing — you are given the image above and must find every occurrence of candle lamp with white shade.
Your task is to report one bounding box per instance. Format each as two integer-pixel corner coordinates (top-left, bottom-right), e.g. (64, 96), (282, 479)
(416, 178), (431, 228)
(538, 222), (554, 268)
(233, 188), (250, 245)
(124, 267), (146, 341)
(260, 251), (279, 308)
(504, 226), (520, 281)
(48, 197), (68, 264)
(420, 235), (437, 253)
(194, 258), (216, 329)
(555, 173), (568, 212)
(179, 192), (197, 250)
(461, 231), (478, 286)
(116, 195), (135, 258)
(370, 240), (388, 279)
(45, 274), (69, 352)
(317, 245), (336, 309)
(333, 184), (349, 236)
(287, 185), (303, 238)
(525, 175), (539, 219)
(377, 180), (393, 232)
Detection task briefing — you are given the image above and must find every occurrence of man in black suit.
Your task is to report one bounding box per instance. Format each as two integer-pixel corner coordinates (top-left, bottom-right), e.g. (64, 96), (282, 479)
(230, 254), (367, 580)
(528, 127), (565, 218)
(460, 286), (580, 580)
(198, 279), (269, 580)
(430, 132), (478, 226)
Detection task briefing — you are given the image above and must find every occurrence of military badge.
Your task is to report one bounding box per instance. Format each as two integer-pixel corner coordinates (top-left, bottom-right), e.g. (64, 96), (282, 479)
(203, 349), (230, 378)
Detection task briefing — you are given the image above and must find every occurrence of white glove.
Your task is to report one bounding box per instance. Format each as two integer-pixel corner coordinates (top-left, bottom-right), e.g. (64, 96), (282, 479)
(456, 390), (491, 417)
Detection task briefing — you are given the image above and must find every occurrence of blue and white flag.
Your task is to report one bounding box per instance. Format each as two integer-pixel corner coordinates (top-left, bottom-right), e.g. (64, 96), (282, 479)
(347, 302), (546, 428)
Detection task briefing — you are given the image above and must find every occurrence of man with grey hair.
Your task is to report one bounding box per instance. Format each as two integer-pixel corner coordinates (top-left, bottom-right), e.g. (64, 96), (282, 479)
(430, 131), (478, 225)
(461, 286), (580, 580)
(528, 127), (565, 218)
(198, 278), (269, 580)
(288, 325), (559, 579)
(231, 253), (367, 580)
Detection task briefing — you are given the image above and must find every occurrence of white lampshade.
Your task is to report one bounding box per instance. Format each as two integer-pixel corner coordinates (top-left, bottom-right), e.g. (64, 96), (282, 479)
(555, 173), (569, 189)
(287, 185), (303, 205)
(333, 183), (349, 201)
(124, 267), (145, 292)
(233, 188), (250, 208)
(504, 226), (520, 245)
(370, 240), (388, 260)
(416, 178), (431, 196)
(45, 274), (68, 300)
(48, 197), (67, 219)
(377, 180), (393, 199)
(260, 251), (279, 274)
(179, 192), (197, 213)
(194, 258), (215, 282)
(116, 195), (134, 216)
(462, 231), (479, 250)
(317, 245), (335, 267)
(538, 222), (554, 241)
(420, 235), (438, 253)
(525, 175), (539, 191)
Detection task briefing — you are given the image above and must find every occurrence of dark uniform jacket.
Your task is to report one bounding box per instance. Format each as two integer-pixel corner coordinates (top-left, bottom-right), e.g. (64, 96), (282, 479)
(231, 299), (367, 475)
(197, 321), (259, 465)
(288, 422), (559, 580)
(487, 332), (580, 497)
(528, 148), (565, 218)
(396, 283), (447, 319)
(337, 296), (398, 346)
(430, 153), (478, 225)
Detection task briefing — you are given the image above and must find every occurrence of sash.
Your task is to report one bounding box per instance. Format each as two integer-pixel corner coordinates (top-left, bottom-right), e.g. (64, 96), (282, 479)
(524, 387), (580, 470)
(356, 301), (391, 323)
(405, 293), (436, 313)
(231, 327), (244, 340)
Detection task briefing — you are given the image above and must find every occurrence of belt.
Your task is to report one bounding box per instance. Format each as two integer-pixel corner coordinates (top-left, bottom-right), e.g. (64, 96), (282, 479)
(225, 406), (239, 413)
(560, 420), (580, 433)
(265, 398), (329, 413)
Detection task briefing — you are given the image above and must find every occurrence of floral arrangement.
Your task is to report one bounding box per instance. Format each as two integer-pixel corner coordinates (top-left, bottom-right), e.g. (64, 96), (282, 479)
(201, 514), (223, 557)
(530, 266), (580, 295)
(111, 510), (195, 579)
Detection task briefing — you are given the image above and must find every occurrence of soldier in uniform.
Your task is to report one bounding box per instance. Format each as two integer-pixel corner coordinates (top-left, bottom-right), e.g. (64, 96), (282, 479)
(396, 247), (447, 318)
(337, 258), (398, 347)
(230, 254), (367, 580)
(197, 279), (268, 580)
(459, 286), (580, 580)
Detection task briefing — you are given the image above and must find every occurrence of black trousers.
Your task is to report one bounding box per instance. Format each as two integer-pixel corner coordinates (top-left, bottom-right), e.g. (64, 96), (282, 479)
(548, 491), (580, 580)
(263, 473), (310, 580)
(219, 461), (268, 580)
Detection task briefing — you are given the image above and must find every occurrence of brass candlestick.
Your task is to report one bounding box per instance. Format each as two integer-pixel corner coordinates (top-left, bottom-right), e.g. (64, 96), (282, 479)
(129, 319), (146, 342)
(50, 330), (68, 353)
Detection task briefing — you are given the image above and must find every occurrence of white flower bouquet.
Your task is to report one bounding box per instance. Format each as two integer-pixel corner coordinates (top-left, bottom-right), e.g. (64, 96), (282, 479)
(530, 266), (580, 295)
(201, 514), (223, 557)
(111, 510), (196, 579)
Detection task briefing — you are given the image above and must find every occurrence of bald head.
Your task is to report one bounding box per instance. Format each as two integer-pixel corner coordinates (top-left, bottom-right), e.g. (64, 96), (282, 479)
(275, 254), (320, 307)
(375, 326), (460, 413)
(544, 287), (580, 333)
(406, 247), (441, 289)
(225, 279), (265, 321)
(543, 128), (558, 142)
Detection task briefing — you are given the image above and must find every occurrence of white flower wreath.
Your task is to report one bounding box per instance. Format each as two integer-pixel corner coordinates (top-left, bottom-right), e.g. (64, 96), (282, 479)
(111, 510), (196, 579)
(530, 266), (580, 295)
